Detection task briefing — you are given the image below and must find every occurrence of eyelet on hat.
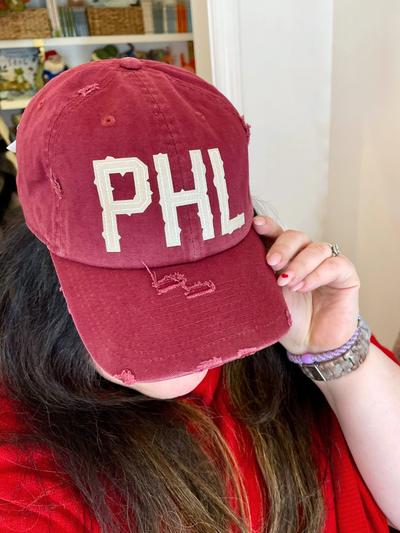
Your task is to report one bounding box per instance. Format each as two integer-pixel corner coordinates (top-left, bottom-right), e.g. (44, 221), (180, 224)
(102, 115), (116, 127)
(119, 57), (142, 70)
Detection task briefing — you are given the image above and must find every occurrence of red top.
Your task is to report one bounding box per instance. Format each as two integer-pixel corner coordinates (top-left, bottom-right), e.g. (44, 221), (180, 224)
(0, 336), (395, 532)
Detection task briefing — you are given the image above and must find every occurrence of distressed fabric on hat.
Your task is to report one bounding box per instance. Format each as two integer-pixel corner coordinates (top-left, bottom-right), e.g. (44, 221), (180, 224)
(15, 57), (291, 384)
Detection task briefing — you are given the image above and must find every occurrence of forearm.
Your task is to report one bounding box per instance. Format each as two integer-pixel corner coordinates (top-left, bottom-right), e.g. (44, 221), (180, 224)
(315, 343), (400, 529)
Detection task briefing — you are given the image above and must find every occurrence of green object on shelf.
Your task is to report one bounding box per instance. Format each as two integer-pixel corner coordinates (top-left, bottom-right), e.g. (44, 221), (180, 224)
(35, 62), (44, 92)
(91, 45), (119, 61)
(59, 7), (77, 38)
(5, 0), (25, 12)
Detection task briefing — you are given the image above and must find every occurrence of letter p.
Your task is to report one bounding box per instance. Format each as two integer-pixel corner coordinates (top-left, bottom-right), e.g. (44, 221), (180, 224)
(93, 156), (152, 252)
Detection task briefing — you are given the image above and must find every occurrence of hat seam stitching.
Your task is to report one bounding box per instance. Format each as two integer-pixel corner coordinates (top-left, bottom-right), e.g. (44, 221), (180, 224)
(49, 69), (120, 252)
(132, 70), (197, 262)
(50, 68), (119, 166)
(110, 310), (284, 350)
(26, 220), (52, 249)
(117, 279), (272, 320)
(127, 277), (272, 317)
(168, 76), (247, 130)
(106, 314), (287, 360)
(49, 225), (259, 274)
(113, 296), (274, 338)
(143, 60), (221, 99)
(46, 66), (119, 174)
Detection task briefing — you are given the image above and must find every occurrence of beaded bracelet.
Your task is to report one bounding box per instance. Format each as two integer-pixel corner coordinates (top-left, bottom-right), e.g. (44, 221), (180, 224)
(286, 327), (359, 365)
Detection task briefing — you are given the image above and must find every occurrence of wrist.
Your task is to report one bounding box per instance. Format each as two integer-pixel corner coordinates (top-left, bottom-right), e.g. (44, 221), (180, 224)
(287, 315), (371, 382)
(313, 342), (377, 413)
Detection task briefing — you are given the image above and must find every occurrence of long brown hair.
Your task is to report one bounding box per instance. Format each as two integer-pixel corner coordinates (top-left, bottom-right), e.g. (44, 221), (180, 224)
(0, 220), (334, 533)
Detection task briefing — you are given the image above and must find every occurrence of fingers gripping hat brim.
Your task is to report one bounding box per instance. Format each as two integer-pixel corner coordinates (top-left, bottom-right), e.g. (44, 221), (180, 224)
(51, 227), (291, 384)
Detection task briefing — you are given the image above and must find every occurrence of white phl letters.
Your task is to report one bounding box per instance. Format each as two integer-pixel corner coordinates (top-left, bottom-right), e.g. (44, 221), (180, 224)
(208, 148), (245, 236)
(93, 156), (152, 252)
(153, 150), (214, 247)
(93, 148), (244, 252)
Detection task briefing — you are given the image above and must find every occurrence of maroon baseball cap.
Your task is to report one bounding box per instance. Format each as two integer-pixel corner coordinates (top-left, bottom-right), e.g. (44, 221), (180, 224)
(15, 58), (291, 384)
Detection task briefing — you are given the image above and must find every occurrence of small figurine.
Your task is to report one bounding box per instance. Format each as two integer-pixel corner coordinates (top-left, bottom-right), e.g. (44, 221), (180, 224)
(42, 51), (68, 84)
(91, 45), (119, 62)
(12, 68), (30, 91)
(162, 47), (174, 65)
(180, 53), (195, 74)
(118, 44), (136, 59)
(147, 47), (174, 65)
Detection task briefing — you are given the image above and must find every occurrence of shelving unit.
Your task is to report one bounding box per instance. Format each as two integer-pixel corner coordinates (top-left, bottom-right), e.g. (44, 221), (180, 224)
(0, 0), (212, 117)
(0, 32), (195, 110)
(0, 33), (194, 49)
(1, 99), (32, 111)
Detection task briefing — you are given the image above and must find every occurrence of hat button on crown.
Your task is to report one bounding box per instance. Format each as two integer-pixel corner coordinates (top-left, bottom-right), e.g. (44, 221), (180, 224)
(119, 57), (142, 70)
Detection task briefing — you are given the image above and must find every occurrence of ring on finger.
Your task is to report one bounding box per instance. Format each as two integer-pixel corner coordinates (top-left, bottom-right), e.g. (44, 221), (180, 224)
(326, 243), (341, 258)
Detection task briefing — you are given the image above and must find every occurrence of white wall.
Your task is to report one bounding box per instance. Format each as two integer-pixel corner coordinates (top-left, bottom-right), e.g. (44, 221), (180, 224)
(327, 0), (400, 348)
(212, 0), (400, 347)
(237, 0), (333, 240)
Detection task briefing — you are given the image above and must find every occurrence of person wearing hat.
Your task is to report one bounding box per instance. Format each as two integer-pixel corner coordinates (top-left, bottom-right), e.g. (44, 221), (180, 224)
(0, 58), (399, 533)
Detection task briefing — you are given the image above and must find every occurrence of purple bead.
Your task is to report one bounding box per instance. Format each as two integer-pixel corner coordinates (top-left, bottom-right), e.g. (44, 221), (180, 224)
(301, 353), (315, 364)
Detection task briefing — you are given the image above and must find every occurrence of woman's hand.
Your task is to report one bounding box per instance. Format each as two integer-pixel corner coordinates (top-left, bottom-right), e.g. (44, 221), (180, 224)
(252, 215), (361, 355)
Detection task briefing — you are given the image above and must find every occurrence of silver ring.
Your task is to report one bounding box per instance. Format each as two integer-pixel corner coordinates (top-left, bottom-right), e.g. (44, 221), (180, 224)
(327, 243), (341, 257)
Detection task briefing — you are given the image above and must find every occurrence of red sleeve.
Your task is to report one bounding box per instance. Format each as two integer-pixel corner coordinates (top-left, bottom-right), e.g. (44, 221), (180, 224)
(0, 443), (101, 533)
(0, 395), (101, 533)
(371, 334), (399, 366)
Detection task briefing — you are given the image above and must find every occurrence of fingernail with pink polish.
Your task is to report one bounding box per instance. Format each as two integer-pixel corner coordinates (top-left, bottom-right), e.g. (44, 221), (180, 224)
(266, 253), (282, 266)
(290, 280), (305, 292)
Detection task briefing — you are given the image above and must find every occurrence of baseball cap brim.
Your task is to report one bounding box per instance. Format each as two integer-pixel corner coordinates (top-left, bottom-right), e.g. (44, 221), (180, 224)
(51, 227), (291, 384)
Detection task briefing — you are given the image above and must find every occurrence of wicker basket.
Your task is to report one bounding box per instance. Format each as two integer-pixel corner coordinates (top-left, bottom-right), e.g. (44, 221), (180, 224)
(0, 9), (52, 40)
(87, 7), (144, 36)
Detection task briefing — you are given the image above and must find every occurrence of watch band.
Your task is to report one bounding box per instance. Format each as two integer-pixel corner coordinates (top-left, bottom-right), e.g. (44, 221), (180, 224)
(298, 315), (371, 382)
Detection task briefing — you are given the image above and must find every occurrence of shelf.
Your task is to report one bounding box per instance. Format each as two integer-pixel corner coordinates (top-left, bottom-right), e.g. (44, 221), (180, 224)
(0, 31), (194, 111)
(0, 33), (194, 49)
(0, 98), (32, 110)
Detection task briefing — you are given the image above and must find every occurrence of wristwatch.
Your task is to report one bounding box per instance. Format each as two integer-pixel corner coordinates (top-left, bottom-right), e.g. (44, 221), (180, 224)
(298, 315), (371, 382)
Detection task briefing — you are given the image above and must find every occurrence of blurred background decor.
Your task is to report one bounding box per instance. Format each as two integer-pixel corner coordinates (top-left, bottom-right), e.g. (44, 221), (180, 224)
(41, 49), (68, 82)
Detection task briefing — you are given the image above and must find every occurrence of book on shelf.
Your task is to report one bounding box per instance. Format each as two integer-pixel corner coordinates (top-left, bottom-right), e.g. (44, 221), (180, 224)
(152, 2), (164, 34)
(176, 3), (187, 33)
(44, 1), (89, 38)
(58, 7), (76, 37)
(0, 0), (192, 41)
(58, 6), (89, 37)
(141, 0), (155, 34)
(186, 2), (192, 32)
(165, 3), (176, 33)
(46, 0), (62, 38)
(144, 0), (192, 35)
(0, 48), (40, 102)
(71, 7), (90, 37)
